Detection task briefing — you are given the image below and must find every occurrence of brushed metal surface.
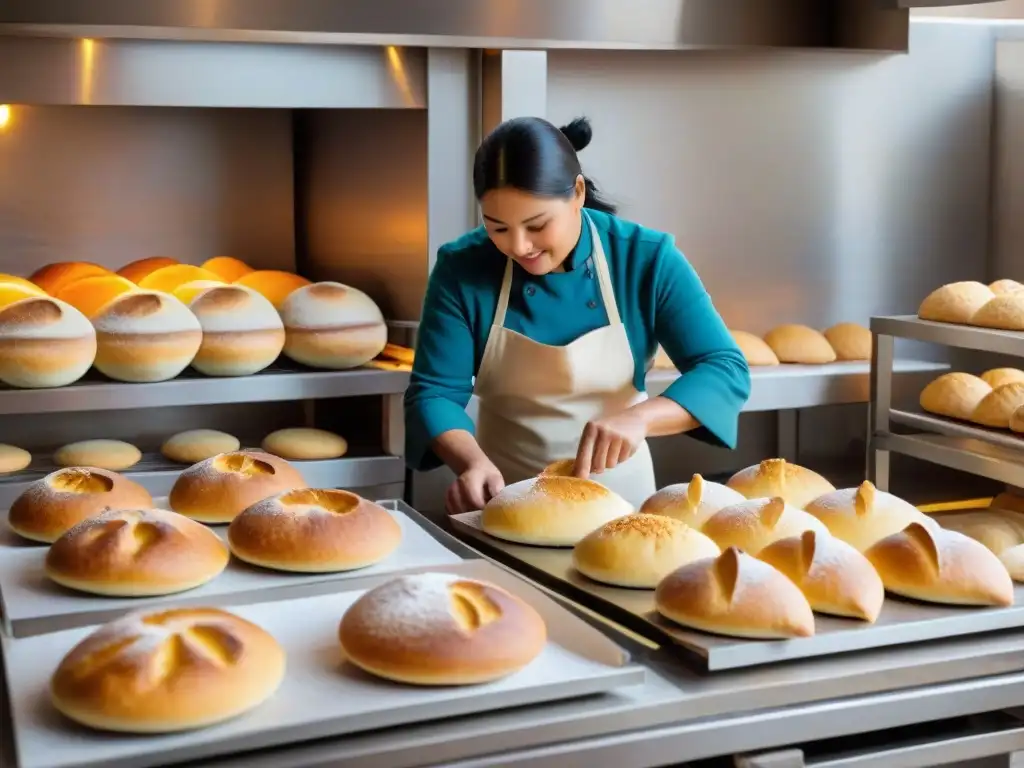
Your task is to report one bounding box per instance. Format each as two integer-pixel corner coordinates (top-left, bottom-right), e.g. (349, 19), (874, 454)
(993, 39), (1024, 280)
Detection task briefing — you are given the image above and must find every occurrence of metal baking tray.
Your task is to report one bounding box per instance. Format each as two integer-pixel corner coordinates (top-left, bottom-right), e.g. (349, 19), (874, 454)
(451, 511), (1024, 672)
(889, 408), (1024, 453)
(1, 559), (645, 768)
(0, 500), (468, 638)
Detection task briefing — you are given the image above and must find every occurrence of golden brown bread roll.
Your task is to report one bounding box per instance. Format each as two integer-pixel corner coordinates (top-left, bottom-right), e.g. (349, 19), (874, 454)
(972, 382), (1024, 428)
(0, 444), (30, 474)
(725, 458), (836, 509)
(823, 322), (872, 361)
(51, 607), (285, 733)
(481, 474), (634, 546)
(981, 368), (1024, 389)
(539, 459), (575, 476)
(169, 450), (307, 524)
(161, 429), (241, 464)
(655, 547), (815, 639)
(0, 296), (97, 388)
(990, 279), (1024, 296)
(971, 294), (1024, 331)
(228, 489), (402, 573)
(571, 514), (720, 588)
(919, 372), (992, 422)
(46, 508), (230, 596)
(53, 439), (142, 471)
(730, 330), (780, 366)
(339, 573), (547, 685)
(763, 324), (837, 365)
(864, 522), (1014, 607)
(918, 281), (994, 324)
(261, 427), (349, 460)
(757, 530), (885, 621)
(1011, 405), (1024, 434)
(804, 481), (936, 552)
(8, 467), (152, 544)
(991, 492), (1024, 515)
(935, 510), (1024, 555)
(639, 473), (746, 529)
(30, 261), (111, 295)
(281, 282), (388, 370)
(701, 497), (829, 555)
(116, 256), (179, 284)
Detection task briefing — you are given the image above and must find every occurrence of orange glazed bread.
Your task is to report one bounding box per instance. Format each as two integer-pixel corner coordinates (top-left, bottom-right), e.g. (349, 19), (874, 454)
(281, 282), (388, 370)
(234, 270), (312, 309)
(0, 273), (47, 293)
(29, 262), (111, 295)
(116, 257), (179, 284)
(202, 256), (254, 282)
(137, 264), (222, 294)
(918, 281), (995, 324)
(54, 274), (139, 318)
(0, 296), (97, 388)
(763, 325), (836, 365)
(0, 282), (48, 311)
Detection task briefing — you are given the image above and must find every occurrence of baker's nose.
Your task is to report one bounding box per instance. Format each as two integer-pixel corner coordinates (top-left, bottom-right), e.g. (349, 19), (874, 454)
(511, 230), (533, 257)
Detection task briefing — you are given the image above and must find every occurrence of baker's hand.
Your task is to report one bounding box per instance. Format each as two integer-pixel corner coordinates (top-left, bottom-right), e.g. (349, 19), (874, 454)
(446, 460), (505, 515)
(573, 411), (648, 479)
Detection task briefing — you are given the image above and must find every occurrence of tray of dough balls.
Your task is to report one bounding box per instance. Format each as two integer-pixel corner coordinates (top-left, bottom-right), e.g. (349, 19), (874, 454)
(0, 449), (464, 638)
(451, 458), (1024, 672)
(0, 558), (644, 768)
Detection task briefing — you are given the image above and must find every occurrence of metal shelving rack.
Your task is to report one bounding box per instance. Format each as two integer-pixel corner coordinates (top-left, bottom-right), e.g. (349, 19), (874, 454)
(869, 314), (1024, 492)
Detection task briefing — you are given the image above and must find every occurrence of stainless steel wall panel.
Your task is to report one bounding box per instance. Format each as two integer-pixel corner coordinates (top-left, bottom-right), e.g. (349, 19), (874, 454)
(993, 39), (1024, 280)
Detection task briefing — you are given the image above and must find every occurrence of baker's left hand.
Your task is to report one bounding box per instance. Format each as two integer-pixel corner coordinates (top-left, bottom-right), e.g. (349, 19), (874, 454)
(573, 411), (648, 479)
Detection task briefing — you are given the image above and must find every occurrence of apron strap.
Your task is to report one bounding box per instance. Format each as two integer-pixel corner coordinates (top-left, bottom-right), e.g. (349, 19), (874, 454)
(493, 258), (514, 327)
(587, 214), (622, 325)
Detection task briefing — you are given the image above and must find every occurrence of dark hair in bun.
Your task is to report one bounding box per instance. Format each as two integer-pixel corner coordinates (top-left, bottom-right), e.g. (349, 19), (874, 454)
(472, 116), (616, 215)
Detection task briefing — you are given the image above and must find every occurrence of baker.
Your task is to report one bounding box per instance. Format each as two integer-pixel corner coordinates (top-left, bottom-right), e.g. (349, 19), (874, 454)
(405, 116), (751, 514)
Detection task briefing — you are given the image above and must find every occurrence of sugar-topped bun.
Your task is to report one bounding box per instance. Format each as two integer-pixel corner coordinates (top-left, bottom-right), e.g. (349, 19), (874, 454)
(639, 474), (746, 529)
(572, 514), (720, 588)
(865, 523), (1014, 607)
(981, 368), (1024, 389)
(763, 324), (836, 365)
(918, 281), (994, 324)
(169, 450), (306, 524)
(655, 548), (815, 639)
(730, 330), (779, 366)
(51, 607), (284, 733)
(757, 530), (885, 622)
(92, 291), (202, 383)
(804, 481), (937, 552)
(701, 497), (828, 555)
(228, 489), (402, 573)
(8, 467), (152, 544)
(45, 508), (230, 596)
(281, 282), (388, 370)
(919, 372), (992, 422)
(54, 439), (142, 471)
(726, 458), (836, 509)
(481, 475), (634, 546)
(972, 382), (1024, 428)
(0, 296), (97, 388)
(972, 294), (1024, 331)
(339, 573), (546, 685)
(823, 322), (871, 361)
(161, 429), (241, 464)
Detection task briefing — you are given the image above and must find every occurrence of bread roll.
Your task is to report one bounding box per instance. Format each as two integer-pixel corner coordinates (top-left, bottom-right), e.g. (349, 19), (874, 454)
(639, 473), (746, 529)
(655, 548), (815, 639)
(0, 444), (30, 474)
(730, 330), (780, 366)
(116, 257), (179, 284)
(757, 530), (885, 621)
(30, 262), (111, 295)
(804, 481), (935, 552)
(54, 439), (142, 471)
(0, 273), (47, 293)
(539, 459), (575, 476)
(228, 488), (402, 573)
(261, 427), (348, 460)
(936, 511), (1024, 555)
(865, 522), (1014, 606)
(918, 281), (994, 324)
(763, 324), (837, 365)
(0, 297), (97, 388)
(339, 573), (547, 685)
(202, 256), (254, 283)
(481, 475), (634, 546)
(991, 491), (1024, 515)
(55, 274), (138, 318)
(725, 458), (836, 509)
(919, 372), (992, 421)
(161, 429), (240, 464)
(572, 514), (720, 588)
(701, 497), (829, 555)
(281, 282), (388, 370)
(0, 282), (46, 305)
(51, 607), (284, 733)
(823, 322), (872, 361)
(92, 291), (202, 382)
(234, 270), (312, 309)
(46, 508), (230, 596)
(8, 467), (152, 544)
(169, 450), (306, 524)
(971, 294), (1024, 331)
(999, 543), (1024, 582)
(137, 264), (222, 294)
(981, 368), (1024, 389)
(176, 284), (285, 377)
(991, 279), (1024, 296)
(972, 382), (1024, 428)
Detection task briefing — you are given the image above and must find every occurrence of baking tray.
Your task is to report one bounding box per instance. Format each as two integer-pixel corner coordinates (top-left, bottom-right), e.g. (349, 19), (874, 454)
(0, 559), (645, 768)
(451, 511), (1024, 672)
(0, 500), (466, 638)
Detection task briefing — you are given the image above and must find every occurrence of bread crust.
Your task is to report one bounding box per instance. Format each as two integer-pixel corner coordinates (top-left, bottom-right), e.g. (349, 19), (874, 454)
(725, 458), (836, 509)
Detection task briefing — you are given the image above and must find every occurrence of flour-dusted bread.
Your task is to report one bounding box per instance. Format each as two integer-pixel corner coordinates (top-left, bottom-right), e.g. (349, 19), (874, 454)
(918, 281), (995, 324)
(865, 522), (1014, 607)
(919, 372), (992, 422)
(823, 323), (872, 361)
(981, 368), (1024, 389)
(972, 382), (1024, 428)
(655, 547), (815, 639)
(726, 458), (836, 509)
(730, 330), (780, 366)
(763, 324), (836, 365)
(639, 474), (746, 529)
(701, 497), (829, 555)
(804, 480), (936, 552)
(0, 296), (97, 388)
(281, 282), (389, 370)
(971, 294), (1024, 331)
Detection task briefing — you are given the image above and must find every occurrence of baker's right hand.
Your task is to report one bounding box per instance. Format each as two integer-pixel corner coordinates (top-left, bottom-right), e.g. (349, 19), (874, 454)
(446, 460), (505, 515)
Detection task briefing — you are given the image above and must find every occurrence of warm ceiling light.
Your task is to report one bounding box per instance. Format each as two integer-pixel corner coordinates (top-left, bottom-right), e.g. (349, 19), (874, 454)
(0, 105), (11, 129)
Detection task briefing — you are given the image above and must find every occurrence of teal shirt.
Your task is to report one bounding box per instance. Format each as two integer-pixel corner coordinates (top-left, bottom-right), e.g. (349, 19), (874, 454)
(404, 208), (751, 472)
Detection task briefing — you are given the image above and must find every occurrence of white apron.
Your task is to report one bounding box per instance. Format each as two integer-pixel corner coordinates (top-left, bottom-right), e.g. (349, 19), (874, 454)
(474, 213), (657, 510)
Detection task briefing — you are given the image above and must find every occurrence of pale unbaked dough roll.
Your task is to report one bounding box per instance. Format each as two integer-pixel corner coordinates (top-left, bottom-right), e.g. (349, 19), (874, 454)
(481, 474), (634, 546)
(116, 256), (179, 284)
(981, 368), (1024, 389)
(972, 382), (1024, 428)
(0, 444), (31, 474)
(919, 372), (992, 422)
(804, 481), (936, 552)
(339, 573), (547, 685)
(726, 458), (836, 509)
(92, 291), (202, 382)
(971, 294), (1024, 331)
(991, 279), (1024, 295)
(763, 324), (836, 365)
(757, 530), (885, 622)
(0, 296), (97, 388)
(572, 514), (720, 588)
(8, 467), (152, 544)
(865, 522), (1014, 607)
(234, 270), (311, 309)
(729, 330), (779, 366)
(701, 497), (828, 555)
(53, 440), (142, 471)
(639, 474), (746, 529)
(281, 282), (389, 370)
(50, 607), (285, 733)
(918, 281), (994, 324)
(655, 547), (815, 639)
(228, 488), (402, 573)
(823, 322), (872, 361)
(46, 508), (230, 597)
(30, 262), (111, 295)
(261, 427), (348, 460)
(161, 429), (241, 464)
